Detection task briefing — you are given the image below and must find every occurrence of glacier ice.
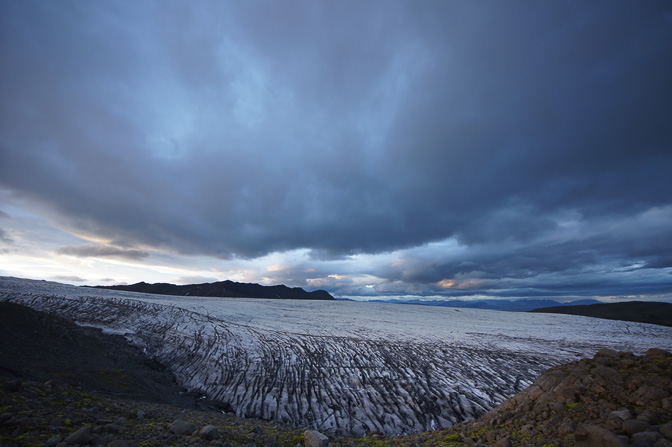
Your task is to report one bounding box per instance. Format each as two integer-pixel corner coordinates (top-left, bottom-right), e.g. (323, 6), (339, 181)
(2, 276), (671, 436)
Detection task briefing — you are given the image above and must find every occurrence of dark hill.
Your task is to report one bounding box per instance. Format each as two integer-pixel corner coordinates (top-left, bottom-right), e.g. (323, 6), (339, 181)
(91, 280), (335, 300)
(530, 300), (672, 327)
(0, 301), (197, 407)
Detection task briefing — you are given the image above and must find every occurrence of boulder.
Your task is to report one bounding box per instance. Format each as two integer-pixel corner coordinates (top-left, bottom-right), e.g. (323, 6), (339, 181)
(550, 401), (565, 413)
(558, 422), (576, 437)
(638, 410), (659, 424)
(634, 431), (662, 442)
(65, 426), (92, 445)
(645, 348), (671, 358)
(595, 349), (619, 358)
(604, 417), (623, 431)
(575, 424), (628, 447)
(45, 435), (62, 447)
(610, 409), (633, 421)
(623, 419), (651, 435)
(494, 438), (512, 447)
(592, 366), (623, 386)
(659, 423), (672, 440)
(642, 387), (670, 402)
(304, 429), (328, 447)
(104, 423), (122, 434)
(105, 440), (130, 447)
(199, 425), (218, 441)
(4, 379), (23, 392)
(169, 419), (196, 435)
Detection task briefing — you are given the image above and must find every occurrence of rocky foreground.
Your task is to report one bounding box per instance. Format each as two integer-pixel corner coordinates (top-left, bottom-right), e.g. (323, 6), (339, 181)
(449, 347), (672, 447)
(6, 277), (671, 438)
(1, 302), (671, 447)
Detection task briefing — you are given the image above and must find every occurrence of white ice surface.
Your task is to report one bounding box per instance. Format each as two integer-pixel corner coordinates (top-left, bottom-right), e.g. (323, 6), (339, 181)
(2, 277), (671, 436)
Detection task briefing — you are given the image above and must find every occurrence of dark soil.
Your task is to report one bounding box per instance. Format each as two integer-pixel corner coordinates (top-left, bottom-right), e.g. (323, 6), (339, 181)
(0, 301), (200, 408)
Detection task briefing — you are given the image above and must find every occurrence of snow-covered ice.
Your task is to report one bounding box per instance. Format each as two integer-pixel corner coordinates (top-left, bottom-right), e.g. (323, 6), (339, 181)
(2, 277), (671, 436)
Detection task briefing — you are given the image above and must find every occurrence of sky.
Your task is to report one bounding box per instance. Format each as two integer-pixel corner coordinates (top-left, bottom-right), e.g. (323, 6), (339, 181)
(1, 1), (672, 302)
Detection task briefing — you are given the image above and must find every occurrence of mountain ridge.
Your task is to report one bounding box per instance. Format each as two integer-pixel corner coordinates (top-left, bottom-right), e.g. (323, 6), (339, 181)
(90, 279), (335, 300)
(531, 300), (672, 327)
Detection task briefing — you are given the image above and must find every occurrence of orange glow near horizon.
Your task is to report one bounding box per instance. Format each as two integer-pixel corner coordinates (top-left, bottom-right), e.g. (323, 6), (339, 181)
(438, 279), (455, 289)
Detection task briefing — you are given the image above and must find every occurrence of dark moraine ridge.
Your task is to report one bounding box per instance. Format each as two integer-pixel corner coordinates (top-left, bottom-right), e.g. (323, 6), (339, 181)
(91, 279), (335, 300)
(0, 301), (200, 409)
(530, 300), (672, 327)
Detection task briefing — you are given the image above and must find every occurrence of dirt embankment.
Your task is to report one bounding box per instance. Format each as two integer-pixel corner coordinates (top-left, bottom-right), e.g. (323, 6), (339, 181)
(0, 301), (199, 408)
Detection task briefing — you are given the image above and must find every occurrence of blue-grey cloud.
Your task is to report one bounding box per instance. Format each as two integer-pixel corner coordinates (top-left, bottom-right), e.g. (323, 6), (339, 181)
(0, 228), (13, 244)
(1, 1), (671, 298)
(0, 211), (12, 244)
(57, 244), (149, 261)
(52, 275), (87, 283)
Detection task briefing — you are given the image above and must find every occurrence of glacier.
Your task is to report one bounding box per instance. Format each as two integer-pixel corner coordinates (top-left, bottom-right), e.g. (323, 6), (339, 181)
(1, 276), (671, 436)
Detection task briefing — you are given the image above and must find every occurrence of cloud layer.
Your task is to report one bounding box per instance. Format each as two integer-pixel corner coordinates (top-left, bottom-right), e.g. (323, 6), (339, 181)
(1, 1), (671, 298)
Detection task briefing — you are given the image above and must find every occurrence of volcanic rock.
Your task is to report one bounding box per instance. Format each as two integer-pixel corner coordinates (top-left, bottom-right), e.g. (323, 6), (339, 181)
(169, 419), (195, 435)
(65, 426), (91, 445)
(454, 349), (672, 446)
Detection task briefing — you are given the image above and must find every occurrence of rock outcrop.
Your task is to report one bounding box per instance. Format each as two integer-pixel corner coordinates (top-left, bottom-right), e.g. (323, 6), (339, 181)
(304, 429), (329, 447)
(454, 348), (672, 446)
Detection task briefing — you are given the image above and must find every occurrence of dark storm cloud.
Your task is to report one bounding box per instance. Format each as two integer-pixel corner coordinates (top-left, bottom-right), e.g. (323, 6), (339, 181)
(52, 275), (86, 283)
(0, 228), (13, 244)
(57, 244), (149, 261)
(357, 206), (672, 296)
(0, 211), (13, 244)
(1, 1), (671, 297)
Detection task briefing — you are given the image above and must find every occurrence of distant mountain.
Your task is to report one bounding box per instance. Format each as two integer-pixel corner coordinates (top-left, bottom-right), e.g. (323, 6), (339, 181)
(371, 298), (600, 312)
(530, 301), (672, 327)
(91, 280), (335, 300)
